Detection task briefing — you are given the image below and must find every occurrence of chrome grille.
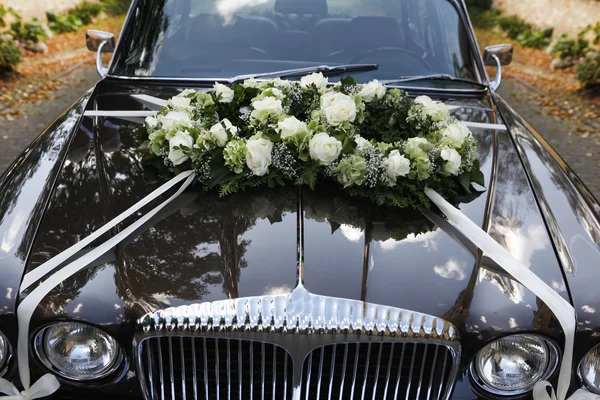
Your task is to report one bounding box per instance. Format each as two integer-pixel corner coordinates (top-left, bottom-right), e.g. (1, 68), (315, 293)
(300, 343), (454, 400)
(139, 336), (294, 400)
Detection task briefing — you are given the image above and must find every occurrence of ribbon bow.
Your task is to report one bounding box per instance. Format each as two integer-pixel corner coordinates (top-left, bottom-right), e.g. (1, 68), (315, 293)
(534, 382), (600, 400)
(0, 374), (59, 400)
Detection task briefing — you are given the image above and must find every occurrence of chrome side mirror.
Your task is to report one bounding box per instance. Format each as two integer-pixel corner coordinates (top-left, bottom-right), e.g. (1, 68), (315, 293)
(483, 44), (513, 91)
(86, 30), (115, 78)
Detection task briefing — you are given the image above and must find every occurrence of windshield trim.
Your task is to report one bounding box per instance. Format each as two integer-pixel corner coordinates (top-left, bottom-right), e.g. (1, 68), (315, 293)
(107, 0), (487, 87)
(106, 74), (489, 94)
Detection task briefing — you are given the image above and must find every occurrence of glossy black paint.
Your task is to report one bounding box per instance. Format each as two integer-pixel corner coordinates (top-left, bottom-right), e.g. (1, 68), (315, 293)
(0, 92), (92, 383)
(494, 94), (600, 373)
(0, 77), (583, 398)
(0, 2), (598, 395)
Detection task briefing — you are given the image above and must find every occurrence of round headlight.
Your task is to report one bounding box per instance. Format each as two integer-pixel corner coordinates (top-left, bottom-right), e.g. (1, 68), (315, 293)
(0, 332), (8, 373)
(472, 334), (559, 395)
(35, 322), (122, 381)
(580, 344), (600, 394)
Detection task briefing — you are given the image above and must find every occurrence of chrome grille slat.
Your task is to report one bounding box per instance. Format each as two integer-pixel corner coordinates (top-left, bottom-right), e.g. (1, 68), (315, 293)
(427, 346), (440, 400)
(215, 339), (220, 400)
(180, 337), (187, 400)
(227, 339), (231, 400)
(158, 338), (165, 400)
(382, 343), (395, 399)
(140, 337), (293, 400)
(168, 337), (175, 400)
(436, 348), (449, 400)
(371, 340), (384, 400)
(404, 343), (418, 400)
(192, 338), (198, 400)
(203, 338), (209, 399)
(299, 342), (455, 400)
(360, 343), (372, 400)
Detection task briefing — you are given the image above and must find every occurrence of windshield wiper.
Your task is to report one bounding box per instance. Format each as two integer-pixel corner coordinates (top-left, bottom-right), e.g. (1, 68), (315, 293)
(381, 74), (484, 87)
(229, 64), (378, 84)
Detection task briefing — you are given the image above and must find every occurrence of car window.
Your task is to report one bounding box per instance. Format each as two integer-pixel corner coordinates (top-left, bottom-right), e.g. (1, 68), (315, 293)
(111, 0), (478, 83)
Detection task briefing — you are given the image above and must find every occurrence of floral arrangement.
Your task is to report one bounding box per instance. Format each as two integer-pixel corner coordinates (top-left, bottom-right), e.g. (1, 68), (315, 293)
(142, 73), (484, 209)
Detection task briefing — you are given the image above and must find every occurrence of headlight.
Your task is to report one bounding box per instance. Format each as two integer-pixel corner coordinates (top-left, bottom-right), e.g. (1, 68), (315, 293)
(0, 331), (8, 374)
(471, 334), (559, 395)
(580, 344), (600, 394)
(35, 322), (122, 381)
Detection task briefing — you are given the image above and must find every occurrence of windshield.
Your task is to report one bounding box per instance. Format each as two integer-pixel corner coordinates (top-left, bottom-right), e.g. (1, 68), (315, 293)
(111, 0), (478, 84)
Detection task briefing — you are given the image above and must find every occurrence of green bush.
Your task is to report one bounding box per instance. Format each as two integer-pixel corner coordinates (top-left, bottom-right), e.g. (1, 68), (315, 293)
(0, 5), (7, 28)
(46, 12), (83, 34)
(70, 1), (103, 25)
(0, 38), (22, 71)
(551, 34), (590, 59)
(577, 53), (600, 88)
(10, 17), (47, 43)
(497, 15), (533, 39)
(469, 6), (502, 29)
(100, 0), (132, 15)
(465, 0), (493, 10)
(517, 27), (553, 49)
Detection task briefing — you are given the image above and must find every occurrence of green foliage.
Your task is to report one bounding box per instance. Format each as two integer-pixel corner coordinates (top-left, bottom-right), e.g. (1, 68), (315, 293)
(46, 12), (83, 34)
(465, 0), (493, 10)
(551, 34), (590, 59)
(0, 5), (8, 28)
(0, 37), (21, 71)
(10, 17), (47, 43)
(468, 6), (501, 29)
(497, 15), (533, 39)
(577, 53), (600, 88)
(70, 1), (103, 25)
(100, 0), (132, 15)
(517, 27), (553, 49)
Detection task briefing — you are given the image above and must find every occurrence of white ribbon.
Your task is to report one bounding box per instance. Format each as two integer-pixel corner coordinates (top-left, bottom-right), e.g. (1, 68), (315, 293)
(0, 374), (59, 400)
(10, 171), (195, 394)
(425, 188), (595, 400)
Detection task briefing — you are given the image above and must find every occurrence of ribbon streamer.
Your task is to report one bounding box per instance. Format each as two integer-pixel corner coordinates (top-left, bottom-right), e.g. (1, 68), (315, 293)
(425, 188), (595, 400)
(0, 171), (593, 398)
(13, 171), (196, 393)
(0, 374), (59, 400)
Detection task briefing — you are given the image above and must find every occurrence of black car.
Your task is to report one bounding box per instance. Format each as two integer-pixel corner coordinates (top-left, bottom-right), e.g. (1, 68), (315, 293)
(1, 0), (600, 399)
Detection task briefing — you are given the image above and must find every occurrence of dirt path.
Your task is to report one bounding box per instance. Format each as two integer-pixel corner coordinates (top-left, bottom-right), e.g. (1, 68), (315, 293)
(0, 65), (98, 174)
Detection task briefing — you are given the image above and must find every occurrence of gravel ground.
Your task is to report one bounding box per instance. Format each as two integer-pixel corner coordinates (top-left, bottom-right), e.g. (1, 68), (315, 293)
(0, 65), (98, 174)
(497, 79), (600, 200)
(0, 67), (598, 201)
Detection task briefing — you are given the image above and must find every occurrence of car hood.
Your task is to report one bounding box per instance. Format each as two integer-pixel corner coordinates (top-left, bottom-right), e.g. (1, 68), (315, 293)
(23, 81), (569, 361)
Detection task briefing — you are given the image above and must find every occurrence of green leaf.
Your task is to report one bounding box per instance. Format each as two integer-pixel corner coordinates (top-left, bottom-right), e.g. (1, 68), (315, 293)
(458, 173), (472, 193)
(470, 169), (485, 187)
(340, 76), (356, 87)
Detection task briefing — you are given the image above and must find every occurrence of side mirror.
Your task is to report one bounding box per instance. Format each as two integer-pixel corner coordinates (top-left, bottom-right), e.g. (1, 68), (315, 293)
(86, 30), (115, 78)
(483, 44), (513, 91)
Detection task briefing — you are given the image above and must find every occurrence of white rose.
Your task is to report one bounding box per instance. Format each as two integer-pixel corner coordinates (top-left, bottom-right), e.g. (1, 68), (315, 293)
(208, 119), (236, 147)
(324, 94), (357, 126)
(354, 135), (372, 152)
(243, 78), (259, 88)
(301, 72), (328, 89)
(405, 137), (431, 152)
(145, 116), (158, 129)
(246, 137), (273, 176)
(385, 150), (411, 185)
(167, 95), (194, 112)
(320, 92), (347, 109)
(441, 148), (462, 175)
(214, 82), (235, 103)
(168, 131), (194, 165)
(309, 133), (342, 165)
(278, 116), (308, 139)
(160, 111), (192, 131)
(442, 122), (471, 147)
(252, 96), (283, 114)
(269, 87), (285, 99)
(414, 96), (449, 122)
(358, 80), (386, 102)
